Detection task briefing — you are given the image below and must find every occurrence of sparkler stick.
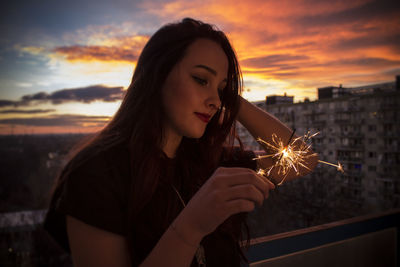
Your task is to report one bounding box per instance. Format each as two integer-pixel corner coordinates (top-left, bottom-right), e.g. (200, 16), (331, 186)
(254, 130), (344, 186)
(277, 128), (296, 162)
(318, 160), (344, 173)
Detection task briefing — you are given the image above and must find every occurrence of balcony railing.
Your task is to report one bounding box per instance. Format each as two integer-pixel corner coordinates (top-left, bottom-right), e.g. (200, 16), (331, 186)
(244, 209), (399, 267)
(2, 209), (399, 267)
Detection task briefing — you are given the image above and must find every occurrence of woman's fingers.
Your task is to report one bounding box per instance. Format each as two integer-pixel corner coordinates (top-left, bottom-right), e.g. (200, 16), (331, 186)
(225, 199), (256, 214)
(182, 166), (276, 236)
(216, 167), (274, 197)
(262, 175), (276, 189)
(224, 184), (265, 206)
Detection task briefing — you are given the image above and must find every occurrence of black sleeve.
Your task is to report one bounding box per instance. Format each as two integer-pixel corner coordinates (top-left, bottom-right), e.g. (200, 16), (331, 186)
(44, 150), (128, 252)
(218, 146), (257, 170)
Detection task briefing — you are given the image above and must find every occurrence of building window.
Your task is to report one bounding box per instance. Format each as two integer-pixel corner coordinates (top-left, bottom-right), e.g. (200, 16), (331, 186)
(354, 164), (362, 171)
(368, 125), (377, 132)
(368, 138), (377, 144)
(369, 111), (377, 118)
(369, 152), (377, 158)
(354, 138), (363, 145)
(354, 151), (363, 158)
(341, 138), (349, 145)
(384, 139), (393, 146)
(384, 124), (393, 132)
(353, 189), (360, 197)
(384, 181), (392, 189)
(368, 166), (376, 172)
(353, 125), (361, 132)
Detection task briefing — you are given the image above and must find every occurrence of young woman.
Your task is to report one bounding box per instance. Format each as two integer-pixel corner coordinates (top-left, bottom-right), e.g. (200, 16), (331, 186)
(44, 18), (318, 267)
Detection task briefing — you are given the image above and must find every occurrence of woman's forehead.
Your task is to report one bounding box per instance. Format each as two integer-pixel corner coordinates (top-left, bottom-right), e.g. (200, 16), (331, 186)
(182, 39), (228, 77)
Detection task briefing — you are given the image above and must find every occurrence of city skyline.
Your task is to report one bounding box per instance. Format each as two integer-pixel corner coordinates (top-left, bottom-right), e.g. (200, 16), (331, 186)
(1, 0), (399, 134)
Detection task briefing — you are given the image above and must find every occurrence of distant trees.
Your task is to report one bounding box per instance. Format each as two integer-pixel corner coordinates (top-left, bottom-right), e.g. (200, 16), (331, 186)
(0, 134), (86, 213)
(247, 167), (365, 238)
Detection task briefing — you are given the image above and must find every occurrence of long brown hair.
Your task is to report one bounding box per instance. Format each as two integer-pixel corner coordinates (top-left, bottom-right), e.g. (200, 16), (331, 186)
(56, 18), (249, 264)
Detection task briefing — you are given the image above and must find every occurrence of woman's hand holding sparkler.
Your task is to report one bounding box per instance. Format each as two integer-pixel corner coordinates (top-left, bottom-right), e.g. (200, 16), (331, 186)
(172, 167), (275, 243)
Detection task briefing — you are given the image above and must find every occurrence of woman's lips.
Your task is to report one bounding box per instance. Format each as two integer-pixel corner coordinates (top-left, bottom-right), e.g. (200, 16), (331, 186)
(195, 112), (211, 123)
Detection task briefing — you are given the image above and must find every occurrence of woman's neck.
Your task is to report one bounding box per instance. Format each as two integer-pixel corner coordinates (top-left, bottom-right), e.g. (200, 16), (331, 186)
(162, 129), (182, 159)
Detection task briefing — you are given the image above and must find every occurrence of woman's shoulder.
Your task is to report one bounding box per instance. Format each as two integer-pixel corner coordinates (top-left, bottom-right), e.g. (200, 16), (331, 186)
(58, 141), (132, 207)
(44, 142), (131, 250)
(68, 141), (130, 178)
(44, 142), (130, 251)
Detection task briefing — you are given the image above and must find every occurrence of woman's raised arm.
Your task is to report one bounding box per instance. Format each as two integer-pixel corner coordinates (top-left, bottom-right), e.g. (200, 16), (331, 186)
(236, 96), (319, 183)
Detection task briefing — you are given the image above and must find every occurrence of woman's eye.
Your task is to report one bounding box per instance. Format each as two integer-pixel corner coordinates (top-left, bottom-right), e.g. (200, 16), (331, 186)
(193, 76), (208, 86)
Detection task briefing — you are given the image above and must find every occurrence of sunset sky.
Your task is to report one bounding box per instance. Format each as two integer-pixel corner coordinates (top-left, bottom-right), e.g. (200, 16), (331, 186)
(0, 0), (399, 134)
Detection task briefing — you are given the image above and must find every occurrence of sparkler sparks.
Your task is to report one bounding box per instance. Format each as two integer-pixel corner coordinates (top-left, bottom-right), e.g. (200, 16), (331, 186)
(254, 131), (344, 186)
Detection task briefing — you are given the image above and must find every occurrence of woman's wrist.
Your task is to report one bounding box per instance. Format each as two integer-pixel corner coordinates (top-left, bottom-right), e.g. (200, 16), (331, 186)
(170, 222), (199, 248)
(237, 95), (258, 125)
(170, 212), (204, 248)
(236, 95), (246, 124)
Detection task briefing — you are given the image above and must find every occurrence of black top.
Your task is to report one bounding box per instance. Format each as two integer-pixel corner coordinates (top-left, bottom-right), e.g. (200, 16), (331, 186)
(43, 143), (257, 266)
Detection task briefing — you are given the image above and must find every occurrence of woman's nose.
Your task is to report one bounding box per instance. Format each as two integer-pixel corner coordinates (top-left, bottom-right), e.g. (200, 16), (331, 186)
(206, 90), (221, 110)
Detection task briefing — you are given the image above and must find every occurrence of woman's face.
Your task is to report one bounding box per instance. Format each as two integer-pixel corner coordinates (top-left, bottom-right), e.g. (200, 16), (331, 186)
(162, 38), (229, 141)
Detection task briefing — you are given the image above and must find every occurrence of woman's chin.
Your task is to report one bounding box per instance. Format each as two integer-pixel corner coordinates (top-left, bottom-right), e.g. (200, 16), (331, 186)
(184, 129), (206, 139)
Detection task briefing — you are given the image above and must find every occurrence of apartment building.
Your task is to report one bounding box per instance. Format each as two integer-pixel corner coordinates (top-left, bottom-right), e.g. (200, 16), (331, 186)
(238, 76), (400, 212)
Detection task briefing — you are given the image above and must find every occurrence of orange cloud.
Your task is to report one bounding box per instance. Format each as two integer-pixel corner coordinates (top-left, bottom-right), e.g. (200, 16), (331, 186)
(143, 0), (400, 98)
(53, 35), (149, 63)
(44, 0), (399, 102)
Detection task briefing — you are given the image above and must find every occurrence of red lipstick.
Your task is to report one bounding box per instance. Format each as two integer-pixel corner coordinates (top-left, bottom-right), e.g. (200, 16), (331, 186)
(195, 112), (211, 123)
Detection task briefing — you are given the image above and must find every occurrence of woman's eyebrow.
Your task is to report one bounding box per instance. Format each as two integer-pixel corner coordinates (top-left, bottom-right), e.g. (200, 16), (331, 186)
(194, 64), (227, 82)
(194, 64), (217, 75)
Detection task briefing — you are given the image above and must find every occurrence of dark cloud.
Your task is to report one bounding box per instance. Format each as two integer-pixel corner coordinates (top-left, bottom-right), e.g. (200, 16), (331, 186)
(332, 57), (400, 67)
(244, 68), (300, 78)
(332, 34), (400, 53)
(295, 0), (400, 27)
(22, 92), (48, 102)
(0, 0), (149, 38)
(380, 68), (400, 77)
(243, 55), (400, 78)
(242, 54), (309, 69)
(266, 72), (299, 78)
(281, 41), (318, 50)
(0, 109), (55, 114)
(0, 114), (110, 127)
(20, 84), (125, 105)
(0, 100), (17, 108)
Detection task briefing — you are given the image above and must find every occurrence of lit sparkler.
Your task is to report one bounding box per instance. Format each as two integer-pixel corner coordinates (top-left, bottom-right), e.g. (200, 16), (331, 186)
(254, 130), (344, 186)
